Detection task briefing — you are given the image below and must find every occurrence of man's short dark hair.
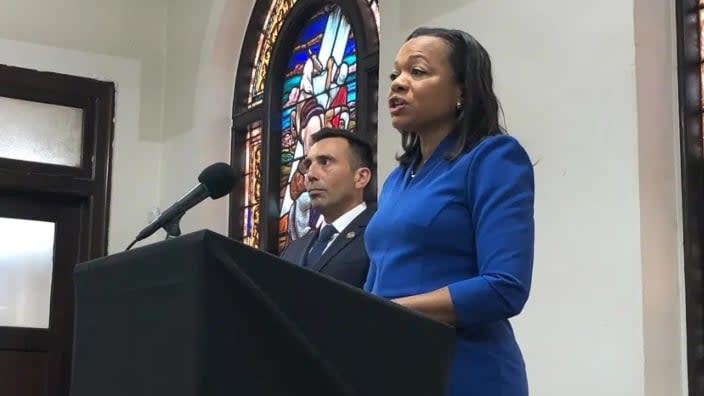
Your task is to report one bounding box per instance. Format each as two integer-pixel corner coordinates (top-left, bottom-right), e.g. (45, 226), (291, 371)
(310, 128), (374, 172)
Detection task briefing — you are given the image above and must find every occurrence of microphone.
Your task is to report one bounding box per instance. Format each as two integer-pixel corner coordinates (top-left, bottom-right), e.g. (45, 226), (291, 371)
(126, 162), (237, 250)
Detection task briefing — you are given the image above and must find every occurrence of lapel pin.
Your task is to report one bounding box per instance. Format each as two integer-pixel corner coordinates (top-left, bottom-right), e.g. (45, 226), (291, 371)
(346, 231), (356, 239)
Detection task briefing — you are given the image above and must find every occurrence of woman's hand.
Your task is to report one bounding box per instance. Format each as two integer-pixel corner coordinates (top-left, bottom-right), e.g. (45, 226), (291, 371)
(392, 287), (457, 325)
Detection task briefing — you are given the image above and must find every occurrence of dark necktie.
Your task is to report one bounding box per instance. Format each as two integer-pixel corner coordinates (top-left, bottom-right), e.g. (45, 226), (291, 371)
(305, 224), (337, 267)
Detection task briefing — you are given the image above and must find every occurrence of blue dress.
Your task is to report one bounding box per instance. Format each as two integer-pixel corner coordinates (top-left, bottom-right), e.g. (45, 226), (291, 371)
(364, 133), (534, 396)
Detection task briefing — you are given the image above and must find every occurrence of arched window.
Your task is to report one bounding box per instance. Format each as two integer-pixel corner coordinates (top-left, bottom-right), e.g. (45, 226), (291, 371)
(230, 0), (379, 253)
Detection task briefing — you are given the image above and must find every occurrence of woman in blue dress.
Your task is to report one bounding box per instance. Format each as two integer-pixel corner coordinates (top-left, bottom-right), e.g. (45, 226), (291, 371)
(364, 27), (534, 396)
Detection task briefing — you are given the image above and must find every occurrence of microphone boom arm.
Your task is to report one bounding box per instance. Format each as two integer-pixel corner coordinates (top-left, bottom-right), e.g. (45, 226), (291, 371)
(163, 212), (185, 240)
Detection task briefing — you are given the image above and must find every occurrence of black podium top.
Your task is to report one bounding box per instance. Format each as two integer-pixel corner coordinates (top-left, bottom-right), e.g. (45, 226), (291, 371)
(71, 230), (455, 396)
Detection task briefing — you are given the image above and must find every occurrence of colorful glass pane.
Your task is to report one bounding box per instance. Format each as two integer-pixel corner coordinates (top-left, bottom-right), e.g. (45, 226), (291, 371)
(238, 0), (378, 251)
(248, 0), (300, 107)
(278, 4), (358, 251)
(242, 122), (262, 248)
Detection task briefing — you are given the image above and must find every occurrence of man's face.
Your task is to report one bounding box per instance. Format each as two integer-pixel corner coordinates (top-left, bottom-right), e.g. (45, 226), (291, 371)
(303, 137), (366, 220)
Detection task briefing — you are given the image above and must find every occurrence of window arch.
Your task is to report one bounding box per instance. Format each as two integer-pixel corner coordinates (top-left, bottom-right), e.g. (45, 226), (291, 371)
(230, 0), (379, 254)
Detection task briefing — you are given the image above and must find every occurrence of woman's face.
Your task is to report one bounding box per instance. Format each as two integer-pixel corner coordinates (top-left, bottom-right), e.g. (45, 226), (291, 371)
(388, 35), (461, 134)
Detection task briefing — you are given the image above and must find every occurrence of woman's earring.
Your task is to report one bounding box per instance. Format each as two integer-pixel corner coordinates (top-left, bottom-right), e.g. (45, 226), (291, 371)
(456, 101), (463, 111)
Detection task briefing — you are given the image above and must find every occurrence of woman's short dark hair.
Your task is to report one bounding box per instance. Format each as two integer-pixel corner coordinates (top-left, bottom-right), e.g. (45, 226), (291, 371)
(397, 27), (505, 166)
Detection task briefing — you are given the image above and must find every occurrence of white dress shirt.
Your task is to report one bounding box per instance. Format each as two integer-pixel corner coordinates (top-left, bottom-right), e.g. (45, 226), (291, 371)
(320, 202), (367, 253)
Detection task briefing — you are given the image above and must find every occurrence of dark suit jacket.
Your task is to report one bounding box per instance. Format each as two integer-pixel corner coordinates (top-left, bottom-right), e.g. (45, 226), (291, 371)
(280, 207), (374, 288)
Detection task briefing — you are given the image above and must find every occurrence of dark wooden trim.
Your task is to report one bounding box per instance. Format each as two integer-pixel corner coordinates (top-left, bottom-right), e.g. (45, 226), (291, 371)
(0, 170), (95, 196)
(232, 105), (264, 129)
(676, 0), (704, 395)
(0, 65), (114, 396)
(0, 192), (84, 359)
(0, 64), (114, 256)
(0, 64), (114, 257)
(0, 328), (48, 352)
(88, 88), (115, 256)
(0, 64), (107, 179)
(0, 192), (83, 396)
(229, 0), (271, 243)
(232, 0), (273, 113)
(47, 198), (83, 396)
(229, 122), (251, 241)
(229, 107), (263, 241)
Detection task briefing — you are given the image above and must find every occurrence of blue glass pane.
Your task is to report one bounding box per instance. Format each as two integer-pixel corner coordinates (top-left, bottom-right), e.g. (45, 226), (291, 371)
(278, 4), (359, 248)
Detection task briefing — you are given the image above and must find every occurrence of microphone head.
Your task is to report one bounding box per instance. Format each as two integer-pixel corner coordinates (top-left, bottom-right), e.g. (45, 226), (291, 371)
(198, 162), (237, 199)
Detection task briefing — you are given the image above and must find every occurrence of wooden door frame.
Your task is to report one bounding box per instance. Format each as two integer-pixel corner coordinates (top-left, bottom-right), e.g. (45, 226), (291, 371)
(0, 64), (115, 396)
(0, 64), (114, 255)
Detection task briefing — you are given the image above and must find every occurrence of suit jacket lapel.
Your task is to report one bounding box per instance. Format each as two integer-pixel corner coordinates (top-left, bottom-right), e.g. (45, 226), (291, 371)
(293, 232), (316, 266)
(309, 208), (372, 273)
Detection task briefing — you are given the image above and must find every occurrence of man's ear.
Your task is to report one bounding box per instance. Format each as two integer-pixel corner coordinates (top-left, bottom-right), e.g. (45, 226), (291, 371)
(354, 167), (372, 190)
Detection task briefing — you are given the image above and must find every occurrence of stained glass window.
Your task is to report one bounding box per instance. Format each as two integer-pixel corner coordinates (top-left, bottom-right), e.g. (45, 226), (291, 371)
(242, 122), (262, 247)
(248, 0), (300, 108)
(278, 5), (358, 250)
(232, 0), (379, 253)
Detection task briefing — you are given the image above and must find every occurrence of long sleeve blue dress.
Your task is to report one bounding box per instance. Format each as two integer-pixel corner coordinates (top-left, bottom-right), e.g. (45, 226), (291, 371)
(364, 132), (534, 396)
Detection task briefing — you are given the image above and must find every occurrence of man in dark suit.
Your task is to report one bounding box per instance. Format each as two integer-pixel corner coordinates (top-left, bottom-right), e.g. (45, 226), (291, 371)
(280, 128), (374, 288)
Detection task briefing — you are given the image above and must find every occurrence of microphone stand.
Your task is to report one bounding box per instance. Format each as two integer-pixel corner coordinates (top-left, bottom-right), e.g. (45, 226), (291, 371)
(125, 211), (184, 250)
(163, 212), (184, 240)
